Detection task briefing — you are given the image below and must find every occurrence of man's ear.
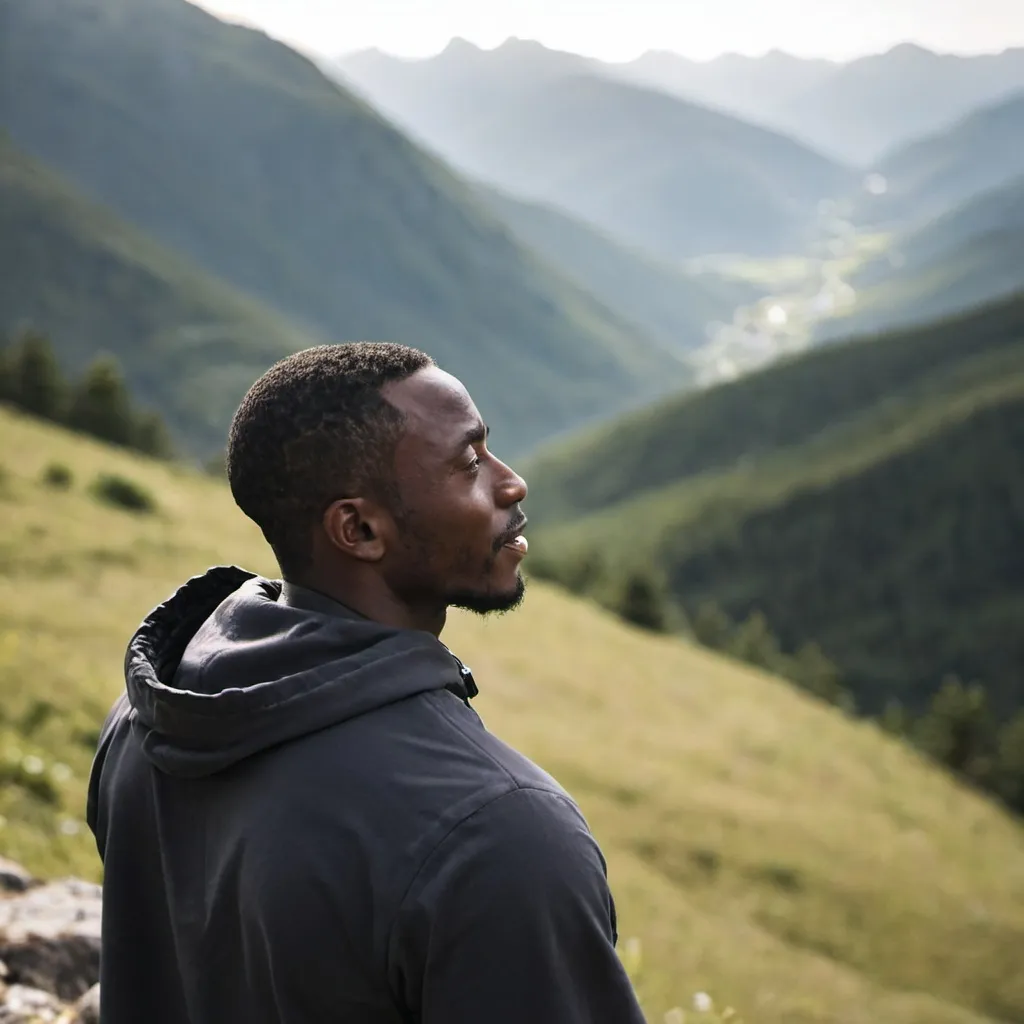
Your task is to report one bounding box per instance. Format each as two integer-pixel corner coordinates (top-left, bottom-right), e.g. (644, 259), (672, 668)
(322, 498), (387, 562)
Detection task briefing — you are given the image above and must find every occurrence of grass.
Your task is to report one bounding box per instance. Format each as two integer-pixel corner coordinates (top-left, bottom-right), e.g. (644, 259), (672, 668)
(2, 405), (1024, 1023)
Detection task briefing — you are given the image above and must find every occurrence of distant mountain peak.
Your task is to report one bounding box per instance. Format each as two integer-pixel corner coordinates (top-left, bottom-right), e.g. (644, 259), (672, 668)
(440, 36), (481, 56)
(881, 42), (938, 60)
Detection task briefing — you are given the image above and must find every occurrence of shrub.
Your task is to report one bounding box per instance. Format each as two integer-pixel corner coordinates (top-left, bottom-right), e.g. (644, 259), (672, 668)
(90, 472), (157, 514)
(41, 462), (73, 489)
(616, 569), (671, 632)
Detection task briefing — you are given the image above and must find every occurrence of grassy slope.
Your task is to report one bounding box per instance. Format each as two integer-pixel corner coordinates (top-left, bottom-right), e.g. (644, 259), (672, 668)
(476, 182), (757, 357)
(2, 408), (1024, 1023)
(0, 0), (680, 455)
(0, 134), (323, 453)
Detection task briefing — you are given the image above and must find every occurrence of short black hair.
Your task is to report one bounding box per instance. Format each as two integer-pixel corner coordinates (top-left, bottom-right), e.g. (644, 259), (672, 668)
(227, 342), (434, 576)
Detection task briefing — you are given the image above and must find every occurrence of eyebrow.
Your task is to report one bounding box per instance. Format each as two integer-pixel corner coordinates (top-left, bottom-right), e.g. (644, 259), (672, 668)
(454, 421), (489, 454)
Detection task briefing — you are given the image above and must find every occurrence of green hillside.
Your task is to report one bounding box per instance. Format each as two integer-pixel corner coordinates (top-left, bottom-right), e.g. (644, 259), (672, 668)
(0, 134), (324, 453)
(524, 293), (1024, 715)
(476, 183), (756, 357)
(2, 407), (1024, 1023)
(0, 0), (681, 455)
(339, 43), (854, 261)
(859, 92), (1024, 227)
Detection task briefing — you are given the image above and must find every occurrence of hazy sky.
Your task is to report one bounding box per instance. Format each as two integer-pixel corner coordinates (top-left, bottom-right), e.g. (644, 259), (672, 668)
(195, 0), (1024, 62)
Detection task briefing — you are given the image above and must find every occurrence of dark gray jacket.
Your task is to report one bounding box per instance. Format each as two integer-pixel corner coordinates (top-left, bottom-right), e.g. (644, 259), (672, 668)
(87, 565), (646, 1024)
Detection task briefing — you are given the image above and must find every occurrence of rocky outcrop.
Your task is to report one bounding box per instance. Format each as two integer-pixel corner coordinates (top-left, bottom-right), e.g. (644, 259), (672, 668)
(0, 863), (101, 1023)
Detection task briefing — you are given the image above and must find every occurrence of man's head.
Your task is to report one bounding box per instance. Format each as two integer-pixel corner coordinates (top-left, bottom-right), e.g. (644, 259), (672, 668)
(227, 343), (528, 632)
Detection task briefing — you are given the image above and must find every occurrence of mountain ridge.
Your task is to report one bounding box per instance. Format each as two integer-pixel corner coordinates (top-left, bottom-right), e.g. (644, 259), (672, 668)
(0, 0), (683, 455)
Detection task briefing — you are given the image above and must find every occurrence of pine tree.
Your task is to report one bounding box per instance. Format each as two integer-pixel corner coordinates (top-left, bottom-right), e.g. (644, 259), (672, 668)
(913, 676), (994, 784)
(133, 409), (174, 459)
(616, 569), (669, 632)
(994, 711), (1024, 813)
(729, 610), (784, 672)
(691, 601), (732, 650)
(8, 329), (66, 421)
(0, 341), (13, 403)
(68, 355), (135, 447)
(791, 641), (846, 705)
(880, 699), (912, 737)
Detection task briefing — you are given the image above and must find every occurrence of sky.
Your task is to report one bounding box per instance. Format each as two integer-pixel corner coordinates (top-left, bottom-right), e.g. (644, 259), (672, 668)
(194, 0), (1024, 62)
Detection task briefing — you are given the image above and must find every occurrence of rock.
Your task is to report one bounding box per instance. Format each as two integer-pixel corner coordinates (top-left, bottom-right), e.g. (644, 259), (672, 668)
(72, 983), (99, 1024)
(0, 983), (65, 1022)
(0, 881), (101, 1002)
(0, 862), (36, 896)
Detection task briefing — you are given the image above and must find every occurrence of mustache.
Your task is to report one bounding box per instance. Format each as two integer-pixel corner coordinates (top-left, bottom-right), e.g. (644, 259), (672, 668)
(493, 510), (528, 552)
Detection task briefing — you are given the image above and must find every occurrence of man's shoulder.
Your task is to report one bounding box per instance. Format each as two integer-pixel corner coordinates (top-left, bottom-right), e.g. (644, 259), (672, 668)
(419, 686), (575, 799)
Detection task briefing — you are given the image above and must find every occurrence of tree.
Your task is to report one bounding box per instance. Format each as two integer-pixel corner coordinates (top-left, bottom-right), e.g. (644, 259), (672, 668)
(791, 641), (847, 705)
(7, 328), (66, 420)
(993, 711), (1024, 814)
(616, 568), (669, 632)
(68, 355), (135, 447)
(133, 409), (174, 459)
(913, 676), (994, 784)
(0, 341), (13, 403)
(729, 610), (784, 672)
(880, 699), (912, 737)
(691, 601), (732, 650)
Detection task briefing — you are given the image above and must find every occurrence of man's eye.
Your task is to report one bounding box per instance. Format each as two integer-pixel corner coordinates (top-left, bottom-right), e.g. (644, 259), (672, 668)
(465, 455), (481, 474)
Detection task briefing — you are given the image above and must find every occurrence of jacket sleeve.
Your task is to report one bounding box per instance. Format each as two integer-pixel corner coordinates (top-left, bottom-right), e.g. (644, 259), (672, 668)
(389, 786), (647, 1024)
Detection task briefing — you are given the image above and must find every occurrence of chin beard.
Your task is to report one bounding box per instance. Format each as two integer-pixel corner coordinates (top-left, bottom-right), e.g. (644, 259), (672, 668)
(447, 572), (526, 616)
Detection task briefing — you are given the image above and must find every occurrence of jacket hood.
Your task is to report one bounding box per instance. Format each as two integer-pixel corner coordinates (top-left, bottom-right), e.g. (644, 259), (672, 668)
(124, 565), (475, 779)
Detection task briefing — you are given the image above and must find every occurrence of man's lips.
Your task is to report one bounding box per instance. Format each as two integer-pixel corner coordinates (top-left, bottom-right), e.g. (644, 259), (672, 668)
(496, 516), (528, 554)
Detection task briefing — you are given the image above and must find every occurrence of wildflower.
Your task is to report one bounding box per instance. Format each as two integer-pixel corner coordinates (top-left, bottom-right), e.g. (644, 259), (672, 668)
(693, 992), (714, 1013)
(22, 754), (44, 775)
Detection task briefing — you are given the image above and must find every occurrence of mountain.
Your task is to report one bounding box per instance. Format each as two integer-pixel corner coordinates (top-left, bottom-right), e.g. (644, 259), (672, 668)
(0, 133), (327, 453)
(610, 49), (837, 136)
(336, 41), (854, 261)
(524, 292), (1024, 716)
(3, 405), (1024, 1024)
(815, 177), (1024, 341)
(0, 0), (682, 456)
(858, 91), (1024, 227)
(474, 183), (758, 357)
(613, 44), (1024, 167)
(782, 45), (1024, 167)
(335, 37), (597, 150)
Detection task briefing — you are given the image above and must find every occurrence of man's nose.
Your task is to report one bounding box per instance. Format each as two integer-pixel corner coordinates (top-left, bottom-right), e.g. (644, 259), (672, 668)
(496, 459), (528, 506)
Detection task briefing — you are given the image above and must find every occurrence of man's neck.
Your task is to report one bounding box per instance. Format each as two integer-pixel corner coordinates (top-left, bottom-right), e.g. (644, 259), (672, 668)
(284, 571), (447, 637)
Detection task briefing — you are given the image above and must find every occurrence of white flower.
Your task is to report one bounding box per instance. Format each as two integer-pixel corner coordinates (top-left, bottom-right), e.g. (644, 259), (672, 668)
(693, 992), (714, 1013)
(22, 754), (45, 775)
(60, 819), (81, 836)
(52, 763), (73, 782)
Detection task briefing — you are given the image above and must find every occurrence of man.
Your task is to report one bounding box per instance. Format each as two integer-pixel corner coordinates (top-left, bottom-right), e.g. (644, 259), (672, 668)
(87, 343), (647, 1024)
